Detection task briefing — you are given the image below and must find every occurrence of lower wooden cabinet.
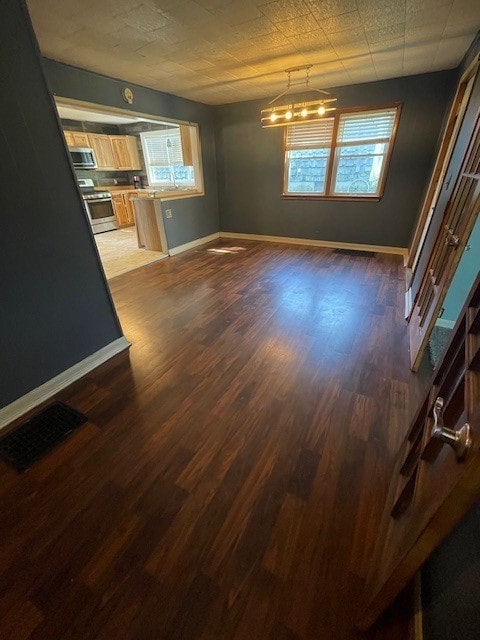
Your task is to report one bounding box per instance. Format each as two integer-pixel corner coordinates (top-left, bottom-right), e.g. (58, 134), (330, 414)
(112, 191), (136, 227)
(124, 192), (136, 226)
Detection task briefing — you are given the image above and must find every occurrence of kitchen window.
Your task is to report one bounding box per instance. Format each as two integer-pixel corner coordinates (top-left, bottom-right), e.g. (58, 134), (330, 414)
(283, 105), (401, 200)
(140, 124), (203, 192)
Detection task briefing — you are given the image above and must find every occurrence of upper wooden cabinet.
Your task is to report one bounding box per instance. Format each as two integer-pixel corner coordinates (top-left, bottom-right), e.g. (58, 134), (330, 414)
(180, 125), (193, 166)
(64, 130), (90, 147)
(63, 131), (142, 171)
(110, 135), (142, 171)
(88, 133), (116, 170)
(64, 131), (74, 146)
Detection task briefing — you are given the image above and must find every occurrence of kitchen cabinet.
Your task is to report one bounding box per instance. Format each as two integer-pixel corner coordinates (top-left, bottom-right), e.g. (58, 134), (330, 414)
(124, 192), (137, 225)
(63, 130), (142, 170)
(180, 125), (193, 166)
(88, 133), (116, 170)
(111, 191), (136, 228)
(110, 136), (142, 170)
(63, 130), (90, 147)
(64, 131), (74, 146)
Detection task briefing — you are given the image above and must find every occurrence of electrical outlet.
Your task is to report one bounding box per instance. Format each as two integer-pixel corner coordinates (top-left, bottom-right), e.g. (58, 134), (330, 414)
(165, 208), (172, 219)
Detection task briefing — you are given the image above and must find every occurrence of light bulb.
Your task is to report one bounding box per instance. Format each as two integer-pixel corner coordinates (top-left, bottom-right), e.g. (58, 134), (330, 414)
(270, 112), (277, 122)
(301, 107), (308, 117)
(285, 110), (293, 120)
(317, 105), (326, 115)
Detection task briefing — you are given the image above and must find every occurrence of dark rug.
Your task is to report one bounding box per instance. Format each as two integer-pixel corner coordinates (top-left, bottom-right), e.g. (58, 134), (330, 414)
(333, 249), (376, 258)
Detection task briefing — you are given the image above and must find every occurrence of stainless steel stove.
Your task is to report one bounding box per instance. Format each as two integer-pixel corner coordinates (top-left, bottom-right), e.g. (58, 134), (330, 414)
(78, 178), (117, 234)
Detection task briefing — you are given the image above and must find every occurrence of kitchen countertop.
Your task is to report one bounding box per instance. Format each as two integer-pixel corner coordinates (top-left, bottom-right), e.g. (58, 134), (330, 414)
(95, 186), (202, 200)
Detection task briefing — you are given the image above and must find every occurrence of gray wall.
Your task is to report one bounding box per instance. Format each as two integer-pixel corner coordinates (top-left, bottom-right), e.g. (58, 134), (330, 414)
(215, 71), (456, 248)
(43, 59), (219, 249)
(0, 0), (121, 409)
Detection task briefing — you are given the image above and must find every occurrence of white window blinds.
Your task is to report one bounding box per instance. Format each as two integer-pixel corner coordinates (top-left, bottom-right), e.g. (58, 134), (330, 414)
(141, 128), (184, 166)
(336, 108), (397, 144)
(285, 118), (335, 150)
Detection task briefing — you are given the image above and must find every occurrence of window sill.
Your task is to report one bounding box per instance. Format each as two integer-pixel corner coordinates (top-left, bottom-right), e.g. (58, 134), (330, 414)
(282, 194), (382, 202)
(160, 190), (204, 201)
(138, 189), (204, 201)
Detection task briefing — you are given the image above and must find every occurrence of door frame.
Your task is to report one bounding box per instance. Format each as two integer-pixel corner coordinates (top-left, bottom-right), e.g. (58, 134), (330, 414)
(407, 56), (479, 285)
(408, 107), (480, 370)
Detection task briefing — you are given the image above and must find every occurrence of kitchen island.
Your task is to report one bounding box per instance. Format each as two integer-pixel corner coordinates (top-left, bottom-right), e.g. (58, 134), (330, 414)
(94, 186), (202, 228)
(130, 196), (168, 253)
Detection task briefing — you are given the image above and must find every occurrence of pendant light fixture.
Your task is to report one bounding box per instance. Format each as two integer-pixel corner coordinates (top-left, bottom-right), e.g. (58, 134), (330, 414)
(261, 65), (337, 128)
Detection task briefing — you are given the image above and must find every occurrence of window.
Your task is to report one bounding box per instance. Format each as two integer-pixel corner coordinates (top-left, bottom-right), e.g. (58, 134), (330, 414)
(283, 105), (400, 199)
(140, 124), (203, 192)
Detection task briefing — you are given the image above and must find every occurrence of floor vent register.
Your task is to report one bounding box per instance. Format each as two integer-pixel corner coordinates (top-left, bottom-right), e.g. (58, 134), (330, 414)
(0, 402), (88, 472)
(333, 248), (376, 258)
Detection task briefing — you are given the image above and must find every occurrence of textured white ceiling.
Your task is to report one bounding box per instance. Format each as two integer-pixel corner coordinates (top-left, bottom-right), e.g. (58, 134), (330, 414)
(28, 0), (480, 105)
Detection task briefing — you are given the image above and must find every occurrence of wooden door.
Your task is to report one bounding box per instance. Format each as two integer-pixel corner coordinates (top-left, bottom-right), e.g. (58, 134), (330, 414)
(408, 112), (480, 370)
(88, 134), (116, 170)
(407, 60), (478, 274)
(359, 274), (480, 629)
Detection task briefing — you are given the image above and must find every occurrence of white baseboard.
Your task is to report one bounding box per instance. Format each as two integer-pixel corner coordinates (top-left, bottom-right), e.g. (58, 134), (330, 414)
(0, 336), (131, 432)
(169, 232), (220, 256)
(435, 317), (456, 329)
(219, 231), (408, 259)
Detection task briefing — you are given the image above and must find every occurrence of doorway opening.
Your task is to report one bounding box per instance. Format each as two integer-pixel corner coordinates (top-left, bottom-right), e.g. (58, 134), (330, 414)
(54, 98), (204, 280)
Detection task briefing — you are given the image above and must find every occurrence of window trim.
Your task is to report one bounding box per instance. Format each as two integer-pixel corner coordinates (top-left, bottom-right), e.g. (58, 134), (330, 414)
(282, 103), (402, 201)
(140, 126), (203, 193)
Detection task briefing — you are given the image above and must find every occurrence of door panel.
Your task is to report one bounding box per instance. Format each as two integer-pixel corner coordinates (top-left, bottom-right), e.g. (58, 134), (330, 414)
(358, 275), (480, 629)
(408, 65), (477, 274)
(408, 66), (480, 319)
(408, 113), (480, 370)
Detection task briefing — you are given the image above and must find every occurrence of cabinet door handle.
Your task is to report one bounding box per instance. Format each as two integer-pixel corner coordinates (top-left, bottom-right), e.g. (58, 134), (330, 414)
(444, 227), (460, 247)
(431, 397), (472, 460)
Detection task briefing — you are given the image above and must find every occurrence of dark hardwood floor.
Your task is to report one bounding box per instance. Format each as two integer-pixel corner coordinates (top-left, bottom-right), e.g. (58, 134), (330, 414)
(0, 240), (429, 639)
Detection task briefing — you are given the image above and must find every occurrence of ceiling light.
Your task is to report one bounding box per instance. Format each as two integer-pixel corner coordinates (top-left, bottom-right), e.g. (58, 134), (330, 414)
(261, 65), (337, 128)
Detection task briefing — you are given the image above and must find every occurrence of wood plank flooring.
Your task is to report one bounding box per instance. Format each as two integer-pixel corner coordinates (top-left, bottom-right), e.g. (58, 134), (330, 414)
(0, 240), (429, 639)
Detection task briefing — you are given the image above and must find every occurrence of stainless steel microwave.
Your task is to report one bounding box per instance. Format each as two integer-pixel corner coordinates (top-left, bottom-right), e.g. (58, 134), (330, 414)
(70, 147), (97, 169)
